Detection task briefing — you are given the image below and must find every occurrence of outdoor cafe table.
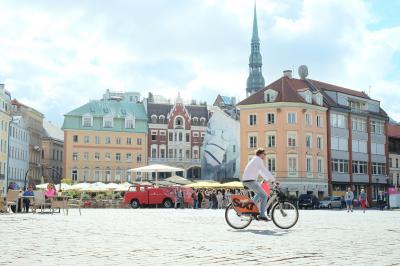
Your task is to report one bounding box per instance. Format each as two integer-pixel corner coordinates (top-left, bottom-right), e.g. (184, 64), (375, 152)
(49, 195), (72, 213)
(19, 195), (35, 213)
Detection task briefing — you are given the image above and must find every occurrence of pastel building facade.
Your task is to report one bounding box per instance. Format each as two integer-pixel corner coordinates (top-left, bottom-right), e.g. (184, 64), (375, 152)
(8, 116), (29, 189)
(42, 121), (64, 183)
(0, 84), (11, 192)
(388, 124), (400, 189)
(63, 91), (148, 183)
(238, 72), (329, 196)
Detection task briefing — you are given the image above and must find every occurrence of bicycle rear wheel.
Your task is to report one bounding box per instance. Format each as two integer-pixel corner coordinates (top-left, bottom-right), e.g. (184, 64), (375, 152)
(225, 203), (253, 229)
(271, 201), (299, 229)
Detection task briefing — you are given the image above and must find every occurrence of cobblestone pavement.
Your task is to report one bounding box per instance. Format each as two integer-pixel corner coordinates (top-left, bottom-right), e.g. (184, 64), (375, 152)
(1, 208), (400, 266)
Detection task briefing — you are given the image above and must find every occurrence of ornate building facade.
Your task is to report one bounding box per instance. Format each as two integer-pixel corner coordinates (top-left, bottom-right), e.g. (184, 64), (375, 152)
(146, 94), (208, 179)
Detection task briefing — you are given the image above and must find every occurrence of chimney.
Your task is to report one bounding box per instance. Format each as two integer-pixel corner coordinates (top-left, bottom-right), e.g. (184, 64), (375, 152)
(283, 70), (292, 78)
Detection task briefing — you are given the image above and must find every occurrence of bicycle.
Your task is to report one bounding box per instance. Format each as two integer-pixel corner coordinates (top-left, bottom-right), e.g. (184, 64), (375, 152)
(225, 183), (299, 230)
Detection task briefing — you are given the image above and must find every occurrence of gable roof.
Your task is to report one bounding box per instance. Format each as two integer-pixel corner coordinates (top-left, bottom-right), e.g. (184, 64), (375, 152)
(43, 121), (64, 142)
(307, 79), (370, 99)
(388, 124), (400, 138)
(147, 103), (208, 120)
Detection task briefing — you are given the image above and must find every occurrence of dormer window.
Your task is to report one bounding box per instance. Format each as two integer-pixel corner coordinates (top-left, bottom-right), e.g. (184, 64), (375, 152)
(192, 117), (198, 126)
(200, 117), (206, 126)
(315, 94), (323, 106)
(103, 115), (113, 128)
(264, 89), (277, 103)
(82, 114), (93, 127)
(159, 115), (165, 124)
(305, 93), (312, 103)
(125, 116), (135, 129)
(151, 114), (157, 124)
(175, 117), (184, 129)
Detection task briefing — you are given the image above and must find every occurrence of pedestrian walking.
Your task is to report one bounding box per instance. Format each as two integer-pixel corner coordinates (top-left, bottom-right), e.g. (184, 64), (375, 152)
(378, 191), (385, 211)
(358, 188), (367, 213)
(197, 189), (203, 209)
(180, 189), (184, 209)
(345, 187), (354, 212)
(217, 191), (223, 209)
(192, 190), (197, 209)
(174, 188), (180, 209)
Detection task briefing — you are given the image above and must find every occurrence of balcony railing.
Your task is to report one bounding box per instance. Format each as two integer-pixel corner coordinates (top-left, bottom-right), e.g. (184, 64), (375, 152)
(148, 157), (201, 164)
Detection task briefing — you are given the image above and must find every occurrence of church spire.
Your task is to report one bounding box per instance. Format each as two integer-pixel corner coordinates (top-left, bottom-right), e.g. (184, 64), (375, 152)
(246, 1), (265, 96)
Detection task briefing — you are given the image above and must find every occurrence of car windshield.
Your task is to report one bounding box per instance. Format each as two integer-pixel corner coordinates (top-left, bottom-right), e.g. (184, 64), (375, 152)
(299, 195), (310, 200)
(323, 197), (330, 200)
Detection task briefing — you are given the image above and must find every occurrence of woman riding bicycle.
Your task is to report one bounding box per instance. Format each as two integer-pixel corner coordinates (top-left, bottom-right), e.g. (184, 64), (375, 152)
(242, 148), (275, 221)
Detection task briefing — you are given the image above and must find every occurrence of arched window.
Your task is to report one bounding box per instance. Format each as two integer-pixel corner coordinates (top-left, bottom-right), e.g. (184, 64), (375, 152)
(200, 117), (206, 126)
(151, 114), (157, 124)
(192, 117), (198, 126)
(175, 117), (184, 128)
(159, 115), (165, 124)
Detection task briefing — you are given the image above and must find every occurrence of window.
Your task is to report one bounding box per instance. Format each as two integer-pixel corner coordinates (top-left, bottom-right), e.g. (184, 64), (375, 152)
(84, 136), (90, 144)
(94, 152), (100, 161)
(136, 154), (142, 163)
(352, 117), (366, 132)
(266, 113), (275, 124)
(169, 133), (173, 142)
(116, 137), (121, 144)
(305, 93), (312, 103)
(95, 136), (100, 144)
(287, 133), (297, 147)
(330, 113), (346, 128)
(116, 153), (121, 162)
(306, 134), (312, 148)
(127, 137), (132, 145)
(315, 94), (323, 105)
(73, 135), (78, 143)
(317, 158), (323, 174)
(249, 135), (257, 148)
(305, 113), (312, 126)
(169, 149), (173, 159)
(331, 137), (348, 151)
(390, 158), (393, 168)
(151, 148), (157, 158)
(83, 168), (89, 182)
(306, 157), (312, 174)
(105, 137), (111, 144)
(103, 116), (113, 128)
(371, 121), (384, 135)
(179, 132), (183, 142)
(316, 115), (322, 127)
(317, 136), (323, 150)
(331, 159), (349, 173)
(267, 134), (276, 148)
(151, 115), (157, 124)
(372, 163), (386, 175)
(352, 140), (367, 153)
(82, 115), (93, 127)
(186, 133), (190, 142)
(125, 117), (135, 129)
(161, 149), (166, 158)
(249, 114), (257, 126)
(288, 157), (297, 173)
(151, 131), (157, 141)
(287, 112), (296, 124)
(267, 157), (276, 173)
(371, 143), (385, 155)
(105, 153), (111, 161)
(175, 117), (184, 128)
(94, 168), (101, 181)
(83, 152), (89, 161)
(352, 161), (368, 174)
(72, 169), (78, 181)
(137, 138), (142, 145)
(72, 152), (78, 161)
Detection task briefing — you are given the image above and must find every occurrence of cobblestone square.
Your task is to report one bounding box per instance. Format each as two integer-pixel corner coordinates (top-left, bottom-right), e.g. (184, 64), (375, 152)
(2, 209), (400, 265)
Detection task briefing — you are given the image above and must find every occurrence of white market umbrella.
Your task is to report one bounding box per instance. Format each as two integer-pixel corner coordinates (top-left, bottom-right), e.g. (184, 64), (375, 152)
(164, 175), (193, 185)
(55, 183), (71, 191)
(36, 183), (49, 189)
(105, 183), (119, 190)
(129, 164), (185, 187)
(66, 182), (91, 191)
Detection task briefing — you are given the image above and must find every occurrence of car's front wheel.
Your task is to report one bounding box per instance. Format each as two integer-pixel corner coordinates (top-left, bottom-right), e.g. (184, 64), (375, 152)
(328, 204), (332, 209)
(162, 199), (173, 208)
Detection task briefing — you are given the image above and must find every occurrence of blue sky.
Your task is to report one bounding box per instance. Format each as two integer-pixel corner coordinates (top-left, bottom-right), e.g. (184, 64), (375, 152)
(0, 0), (399, 125)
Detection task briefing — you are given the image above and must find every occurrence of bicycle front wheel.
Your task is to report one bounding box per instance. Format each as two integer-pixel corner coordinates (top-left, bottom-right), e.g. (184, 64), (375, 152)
(271, 201), (299, 229)
(225, 203), (253, 229)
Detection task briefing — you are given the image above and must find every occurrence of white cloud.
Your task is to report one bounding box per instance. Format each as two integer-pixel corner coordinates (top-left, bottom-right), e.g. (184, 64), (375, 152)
(0, 0), (399, 124)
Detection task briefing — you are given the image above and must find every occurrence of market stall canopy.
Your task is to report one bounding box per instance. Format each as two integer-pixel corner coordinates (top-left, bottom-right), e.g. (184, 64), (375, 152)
(128, 164), (184, 173)
(185, 181), (221, 188)
(56, 183), (71, 190)
(36, 183), (49, 189)
(164, 175), (193, 185)
(66, 182), (91, 191)
(105, 183), (119, 190)
(219, 181), (244, 189)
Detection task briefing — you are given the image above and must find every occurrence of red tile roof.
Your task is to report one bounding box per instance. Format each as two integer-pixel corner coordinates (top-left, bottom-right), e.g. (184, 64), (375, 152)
(238, 76), (372, 106)
(388, 124), (400, 138)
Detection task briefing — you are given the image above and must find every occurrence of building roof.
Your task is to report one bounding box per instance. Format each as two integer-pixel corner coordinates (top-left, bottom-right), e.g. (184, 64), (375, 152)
(43, 121), (64, 142)
(388, 124), (400, 139)
(65, 100), (147, 120)
(147, 103), (208, 120)
(307, 79), (370, 99)
(239, 76), (311, 105)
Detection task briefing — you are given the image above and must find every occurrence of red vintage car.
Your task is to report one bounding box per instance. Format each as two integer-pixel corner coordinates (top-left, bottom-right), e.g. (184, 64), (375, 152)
(123, 185), (194, 208)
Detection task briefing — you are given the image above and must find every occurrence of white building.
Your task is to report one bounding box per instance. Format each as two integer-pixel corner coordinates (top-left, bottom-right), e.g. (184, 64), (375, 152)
(8, 116), (30, 189)
(0, 84), (11, 193)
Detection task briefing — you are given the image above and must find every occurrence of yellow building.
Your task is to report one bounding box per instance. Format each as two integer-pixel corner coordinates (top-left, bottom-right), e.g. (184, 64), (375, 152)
(237, 72), (329, 197)
(62, 91), (147, 183)
(0, 84), (11, 193)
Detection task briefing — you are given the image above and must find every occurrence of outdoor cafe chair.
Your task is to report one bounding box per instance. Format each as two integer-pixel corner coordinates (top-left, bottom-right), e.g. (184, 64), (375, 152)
(33, 191), (51, 213)
(67, 192), (83, 216)
(6, 190), (19, 213)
